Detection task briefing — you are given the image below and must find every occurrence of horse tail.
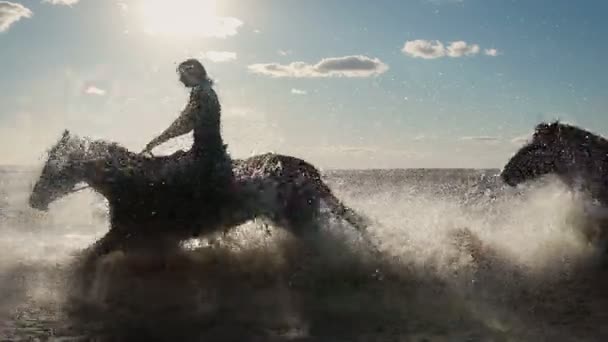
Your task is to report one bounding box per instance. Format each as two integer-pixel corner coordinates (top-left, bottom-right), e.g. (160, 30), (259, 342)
(311, 174), (372, 233)
(310, 172), (384, 263)
(274, 154), (373, 232)
(280, 156), (382, 262)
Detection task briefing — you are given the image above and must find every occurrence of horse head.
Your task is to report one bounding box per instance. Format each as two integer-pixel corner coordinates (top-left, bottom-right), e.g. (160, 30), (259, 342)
(29, 130), (85, 211)
(500, 121), (566, 187)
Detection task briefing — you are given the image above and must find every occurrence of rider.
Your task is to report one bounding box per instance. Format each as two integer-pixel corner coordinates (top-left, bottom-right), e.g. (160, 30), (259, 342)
(141, 58), (233, 200)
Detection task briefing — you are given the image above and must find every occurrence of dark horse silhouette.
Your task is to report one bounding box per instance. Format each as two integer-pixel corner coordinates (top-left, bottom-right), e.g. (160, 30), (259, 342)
(501, 121), (608, 244)
(29, 130), (372, 255)
(501, 121), (608, 204)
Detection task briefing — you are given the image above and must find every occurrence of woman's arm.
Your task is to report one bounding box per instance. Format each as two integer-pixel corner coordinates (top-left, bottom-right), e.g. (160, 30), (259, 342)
(142, 109), (194, 153)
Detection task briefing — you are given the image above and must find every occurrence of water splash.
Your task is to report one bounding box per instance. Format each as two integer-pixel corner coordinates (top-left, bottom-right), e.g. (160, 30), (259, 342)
(1, 169), (607, 341)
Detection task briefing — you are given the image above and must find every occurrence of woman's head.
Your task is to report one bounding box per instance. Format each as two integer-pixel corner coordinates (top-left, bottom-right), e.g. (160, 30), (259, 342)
(177, 58), (212, 87)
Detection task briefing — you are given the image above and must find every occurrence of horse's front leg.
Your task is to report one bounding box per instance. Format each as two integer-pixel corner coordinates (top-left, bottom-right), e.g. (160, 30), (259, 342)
(85, 229), (123, 258)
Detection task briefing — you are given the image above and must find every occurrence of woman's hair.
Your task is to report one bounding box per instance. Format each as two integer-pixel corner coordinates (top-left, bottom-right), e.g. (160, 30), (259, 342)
(177, 58), (213, 85)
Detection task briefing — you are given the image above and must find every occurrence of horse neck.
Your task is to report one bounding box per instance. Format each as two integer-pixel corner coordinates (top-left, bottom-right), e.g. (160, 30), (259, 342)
(558, 136), (608, 194)
(61, 136), (114, 188)
(82, 139), (114, 159)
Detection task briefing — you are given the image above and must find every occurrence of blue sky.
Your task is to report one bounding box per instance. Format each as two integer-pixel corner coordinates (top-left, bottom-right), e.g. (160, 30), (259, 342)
(1, 0), (606, 168)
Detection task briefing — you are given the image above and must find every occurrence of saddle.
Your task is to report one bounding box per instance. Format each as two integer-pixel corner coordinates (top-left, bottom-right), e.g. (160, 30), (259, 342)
(139, 150), (193, 183)
(102, 148), (191, 185)
(104, 143), (233, 196)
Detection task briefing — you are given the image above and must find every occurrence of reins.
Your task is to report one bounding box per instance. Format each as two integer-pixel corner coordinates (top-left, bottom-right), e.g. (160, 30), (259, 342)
(68, 185), (90, 194)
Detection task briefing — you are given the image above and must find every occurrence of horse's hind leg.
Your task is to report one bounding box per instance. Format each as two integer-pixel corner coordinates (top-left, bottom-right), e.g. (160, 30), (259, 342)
(285, 189), (323, 238)
(76, 229), (124, 272)
(69, 230), (123, 298)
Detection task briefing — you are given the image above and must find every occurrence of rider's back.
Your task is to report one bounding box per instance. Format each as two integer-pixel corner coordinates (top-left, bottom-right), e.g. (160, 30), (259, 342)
(190, 84), (224, 155)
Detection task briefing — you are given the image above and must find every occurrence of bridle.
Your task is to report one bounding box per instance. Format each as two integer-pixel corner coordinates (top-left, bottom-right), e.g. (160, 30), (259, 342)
(65, 151), (156, 195)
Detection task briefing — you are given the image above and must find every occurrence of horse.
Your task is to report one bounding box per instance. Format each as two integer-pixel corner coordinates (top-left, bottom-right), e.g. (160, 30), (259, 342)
(28, 130), (373, 256)
(501, 121), (608, 203)
(500, 121), (608, 245)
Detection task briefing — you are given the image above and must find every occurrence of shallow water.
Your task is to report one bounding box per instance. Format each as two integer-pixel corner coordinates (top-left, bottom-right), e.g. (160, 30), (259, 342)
(1, 168), (608, 341)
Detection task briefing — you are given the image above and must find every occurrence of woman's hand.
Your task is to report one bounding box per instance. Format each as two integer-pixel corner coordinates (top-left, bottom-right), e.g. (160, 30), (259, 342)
(140, 142), (156, 157)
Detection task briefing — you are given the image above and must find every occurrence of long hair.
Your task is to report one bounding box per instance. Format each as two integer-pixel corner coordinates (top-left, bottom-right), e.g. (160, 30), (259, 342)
(177, 59), (214, 85)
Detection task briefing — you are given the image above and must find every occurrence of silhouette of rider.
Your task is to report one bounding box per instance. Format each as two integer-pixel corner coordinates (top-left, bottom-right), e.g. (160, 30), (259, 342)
(140, 58), (233, 202)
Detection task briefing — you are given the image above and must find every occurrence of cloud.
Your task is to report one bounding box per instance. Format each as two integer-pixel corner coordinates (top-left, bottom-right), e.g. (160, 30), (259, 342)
(510, 134), (530, 145)
(0, 1), (32, 32)
(84, 85), (106, 96)
(412, 134), (436, 141)
(117, 1), (128, 14)
(402, 40), (445, 59)
(412, 135), (425, 141)
(427, 0), (464, 4)
(43, 0), (80, 5)
(290, 88), (307, 95)
(206, 17), (242, 38)
(459, 135), (500, 142)
(248, 55), (389, 78)
(293, 145), (427, 168)
(446, 41), (480, 57)
(223, 106), (266, 120)
(139, 1), (243, 38)
(278, 49), (291, 56)
(144, 16), (242, 38)
(484, 48), (500, 56)
(201, 51), (237, 63)
(403, 39), (498, 59)
(331, 145), (379, 154)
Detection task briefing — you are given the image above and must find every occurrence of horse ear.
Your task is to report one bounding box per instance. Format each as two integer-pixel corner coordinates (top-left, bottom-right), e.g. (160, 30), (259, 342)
(534, 122), (550, 133)
(534, 121), (559, 142)
(59, 129), (71, 144)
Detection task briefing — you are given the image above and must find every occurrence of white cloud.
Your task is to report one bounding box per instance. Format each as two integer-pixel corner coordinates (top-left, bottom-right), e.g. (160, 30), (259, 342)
(459, 135), (500, 142)
(248, 55), (389, 78)
(510, 134), (530, 145)
(117, 1), (128, 14)
(208, 17), (243, 38)
(84, 85), (106, 96)
(144, 16), (242, 38)
(223, 106), (266, 120)
(43, 0), (80, 5)
(292, 145), (428, 169)
(291, 88), (307, 95)
(446, 41), (480, 57)
(403, 39), (498, 59)
(298, 145), (376, 156)
(278, 49), (291, 56)
(412, 135), (425, 141)
(484, 48), (500, 56)
(412, 134), (433, 141)
(0, 1), (32, 32)
(427, 0), (464, 4)
(201, 51), (237, 63)
(140, 1), (243, 38)
(402, 40), (445, 59)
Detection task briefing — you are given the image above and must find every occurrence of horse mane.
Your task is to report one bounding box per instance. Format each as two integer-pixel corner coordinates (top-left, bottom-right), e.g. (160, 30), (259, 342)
(534, 120), (560, 135)
(534, 120), (608, 150)
(47, 130), (132, 164)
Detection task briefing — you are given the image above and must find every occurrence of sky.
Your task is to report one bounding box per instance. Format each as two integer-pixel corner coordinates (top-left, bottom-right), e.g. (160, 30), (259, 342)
(1, 0), (607, 168)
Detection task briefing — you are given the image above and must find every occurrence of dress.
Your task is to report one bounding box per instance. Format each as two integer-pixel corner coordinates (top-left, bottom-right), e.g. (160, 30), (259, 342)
(182, 82), (234, 198)
(139, 82), (234, 206)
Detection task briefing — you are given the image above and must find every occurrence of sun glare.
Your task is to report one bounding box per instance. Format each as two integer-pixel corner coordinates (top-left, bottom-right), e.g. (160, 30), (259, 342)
(139, 0), (242, 38)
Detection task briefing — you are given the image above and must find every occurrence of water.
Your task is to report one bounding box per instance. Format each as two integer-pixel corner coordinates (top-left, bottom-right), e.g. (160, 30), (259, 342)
(1, 167), (607, 341)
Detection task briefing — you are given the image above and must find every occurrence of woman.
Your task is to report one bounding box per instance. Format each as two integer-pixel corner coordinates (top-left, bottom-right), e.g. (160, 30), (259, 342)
(141, 58), (233, 204)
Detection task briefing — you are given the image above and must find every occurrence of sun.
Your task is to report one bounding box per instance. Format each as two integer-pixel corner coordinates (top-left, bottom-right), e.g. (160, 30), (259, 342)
(139, 0), (242, 38)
